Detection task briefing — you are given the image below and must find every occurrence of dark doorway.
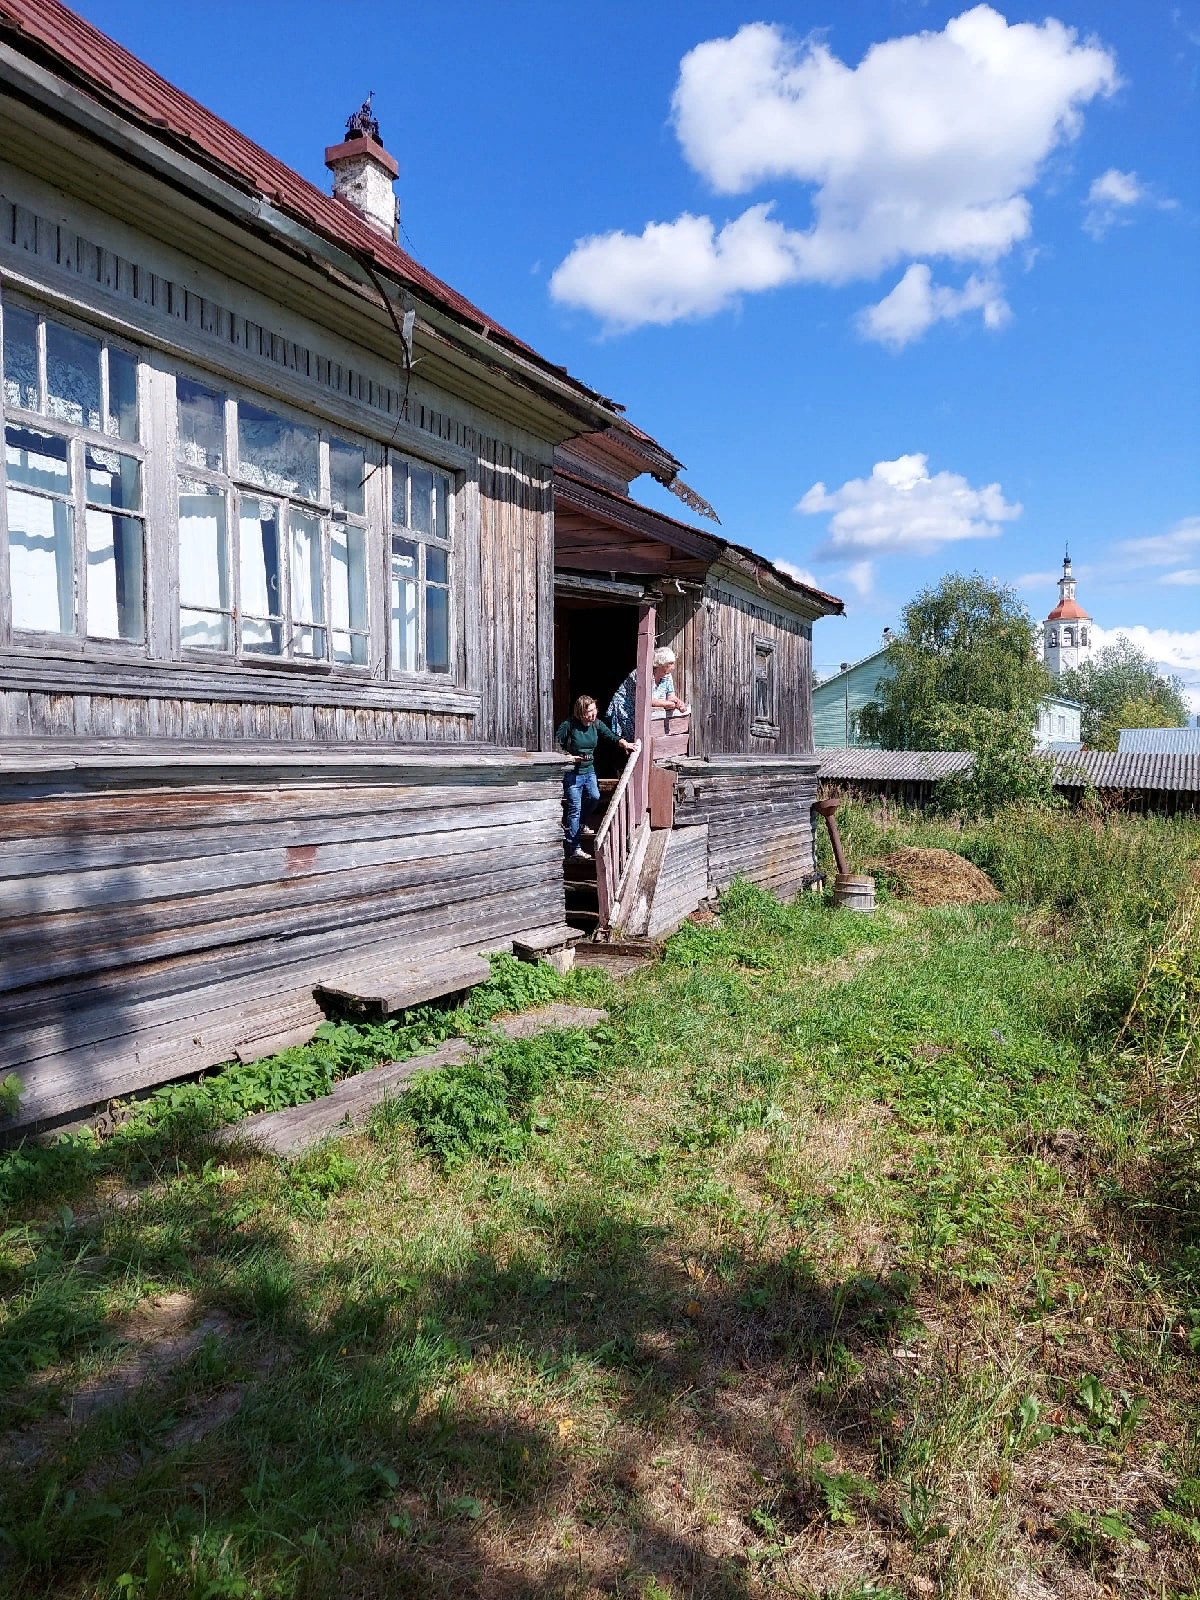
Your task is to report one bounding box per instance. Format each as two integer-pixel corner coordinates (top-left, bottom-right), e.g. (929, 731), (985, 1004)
(553, 597), (639, 778)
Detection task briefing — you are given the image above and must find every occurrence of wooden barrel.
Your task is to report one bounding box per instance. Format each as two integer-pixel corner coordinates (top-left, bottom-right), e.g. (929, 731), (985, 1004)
(833, 873), (876, 913)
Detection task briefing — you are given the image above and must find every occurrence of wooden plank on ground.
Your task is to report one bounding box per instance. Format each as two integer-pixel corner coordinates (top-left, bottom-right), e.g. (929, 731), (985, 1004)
(221, 1004), (607, 1157)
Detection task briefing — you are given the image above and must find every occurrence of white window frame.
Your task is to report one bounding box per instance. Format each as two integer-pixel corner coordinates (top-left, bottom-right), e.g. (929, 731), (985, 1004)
(172, 368), (375, 672)
(387, 449), (456, 679)
(0, 294), (149, 653)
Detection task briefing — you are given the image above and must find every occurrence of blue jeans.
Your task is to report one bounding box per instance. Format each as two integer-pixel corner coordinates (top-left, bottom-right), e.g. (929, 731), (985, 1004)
(562, 766), (600, 852)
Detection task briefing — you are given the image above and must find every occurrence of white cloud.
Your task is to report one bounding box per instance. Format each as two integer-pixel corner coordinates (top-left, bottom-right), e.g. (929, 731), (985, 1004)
(1118, 515), (1200, 566)
(552, 7), (1118, 334)
(1082, 167), (1175, 238)
(776, 560), (821, 589)
(548, 205), (804, 330)
(857, 263), (1010, 348)
(797, 452), (1021, 558)
(1163, 569), (1200, 586)
(845, 559), (875, 598)
(777, 557), (874, 604)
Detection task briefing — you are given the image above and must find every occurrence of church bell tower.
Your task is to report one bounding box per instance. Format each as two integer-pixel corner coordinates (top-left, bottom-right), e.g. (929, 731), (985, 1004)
(1043, 550), (1093, 678)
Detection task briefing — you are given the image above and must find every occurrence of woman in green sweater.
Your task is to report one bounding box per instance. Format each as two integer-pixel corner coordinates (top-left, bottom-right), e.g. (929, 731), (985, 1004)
(555, 695), (636, 859)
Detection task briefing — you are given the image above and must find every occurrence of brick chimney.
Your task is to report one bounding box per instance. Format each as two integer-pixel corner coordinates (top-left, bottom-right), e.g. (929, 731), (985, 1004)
(325, 94), (398, 240)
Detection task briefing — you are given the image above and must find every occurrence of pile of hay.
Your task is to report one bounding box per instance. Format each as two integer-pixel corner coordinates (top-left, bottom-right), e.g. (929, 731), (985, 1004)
(868, 846), (1000, 907)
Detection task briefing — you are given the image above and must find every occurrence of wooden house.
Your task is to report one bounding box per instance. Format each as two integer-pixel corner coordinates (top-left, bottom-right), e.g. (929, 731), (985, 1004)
(0, 0), (841, 1133)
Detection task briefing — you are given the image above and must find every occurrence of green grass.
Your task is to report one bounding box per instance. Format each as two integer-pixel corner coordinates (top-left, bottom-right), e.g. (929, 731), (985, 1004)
(1, 807), (1198, 1599)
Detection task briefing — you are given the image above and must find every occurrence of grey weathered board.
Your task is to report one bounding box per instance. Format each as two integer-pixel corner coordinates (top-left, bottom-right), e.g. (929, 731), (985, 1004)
(644, 825), (710, 940)
(0, 744), (569, 1131)
(511, 924), (584, 958)
(315, 952), (491, 1019)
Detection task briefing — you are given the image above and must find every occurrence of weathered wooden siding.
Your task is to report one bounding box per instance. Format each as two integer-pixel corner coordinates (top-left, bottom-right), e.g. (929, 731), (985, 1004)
(0, 742), (566, 1132)
(656, 584), (813, 758)
(671, 757), (821, 901)
(0, 690), (474, 743)
(477, 437), (554, 750)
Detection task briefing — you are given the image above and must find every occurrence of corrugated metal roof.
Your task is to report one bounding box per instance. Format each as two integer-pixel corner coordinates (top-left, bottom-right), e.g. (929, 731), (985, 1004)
(818, 747), (1200, 794)
(1055, 751), (1200, 791)
(818, 749), (972, 781)
(1117, 727), (1200, 754)
(0, 0), (616, 411)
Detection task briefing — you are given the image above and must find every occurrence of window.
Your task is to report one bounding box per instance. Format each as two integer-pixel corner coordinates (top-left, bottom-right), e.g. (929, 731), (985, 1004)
(752, 637), (777, 734)
(389, 456), (453, 674)
(1048, 629), (1058, 647)
(1, 295), (462, 684)
(1, 302), (145, 643)
(1079, 627), (1088, 647)
(1062, 627), (1073, 647)
(175, 378), (370, 665)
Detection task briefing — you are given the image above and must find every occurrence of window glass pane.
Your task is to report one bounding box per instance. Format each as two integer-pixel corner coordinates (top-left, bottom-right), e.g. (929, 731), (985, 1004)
(330, 437), (365, 516)
(5, 424), (69, 494)
(434, 473), (451, 541)
(332, 523), (368, 665)
(46, 321), (101, 430)
(409, 464), (433, 535)
(2, 304), (39, 410)
(426, 545), (448, 585)
(290, 509), (324, 627)
(85, 447), (141, 511)
(391, 462), (408, 527)
(293, 625), (326, 660)
(106, 348), (139, 442)
(390, 536), (417, 673)
(178, 479), (229, 616)
(86, 508), (144, 642)
(240, 497), (283, 654)
(177, 377), (224, 470)
(237, 402), (318, 500)
(7, 487), (74, 633)
(426, 584), (450, 673)
(181, 609), (231, 652)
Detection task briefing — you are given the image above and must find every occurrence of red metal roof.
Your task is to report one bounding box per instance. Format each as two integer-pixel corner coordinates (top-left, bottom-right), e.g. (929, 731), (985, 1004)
(0, 0), (610, 406)
(1046, 597), (1090, 621)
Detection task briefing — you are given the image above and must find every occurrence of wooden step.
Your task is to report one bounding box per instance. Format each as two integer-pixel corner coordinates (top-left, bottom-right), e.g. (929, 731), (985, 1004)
(512, 924), (584, 958)
(313, 951), (491, 1020)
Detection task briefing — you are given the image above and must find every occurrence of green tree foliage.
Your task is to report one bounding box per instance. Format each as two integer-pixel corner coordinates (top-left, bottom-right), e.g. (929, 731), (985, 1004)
(1057, 636), (1188, 749)
(858, 573), (1051, 751)
(857, 574), (1054, 815)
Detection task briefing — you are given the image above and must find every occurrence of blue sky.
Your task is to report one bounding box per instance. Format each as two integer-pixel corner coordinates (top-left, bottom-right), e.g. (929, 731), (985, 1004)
(74, 1), (1200, 704)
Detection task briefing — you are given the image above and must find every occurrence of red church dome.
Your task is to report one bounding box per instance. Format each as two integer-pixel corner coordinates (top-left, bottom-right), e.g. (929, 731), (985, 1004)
(1046, 596), (1090, 622)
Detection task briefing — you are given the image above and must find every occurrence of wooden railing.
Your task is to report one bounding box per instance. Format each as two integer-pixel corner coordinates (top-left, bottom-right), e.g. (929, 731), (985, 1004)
(594, 738), (645, 933)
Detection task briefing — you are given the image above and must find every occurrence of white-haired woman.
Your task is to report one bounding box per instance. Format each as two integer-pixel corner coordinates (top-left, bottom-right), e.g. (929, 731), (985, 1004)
(605, 646), (689, 742)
